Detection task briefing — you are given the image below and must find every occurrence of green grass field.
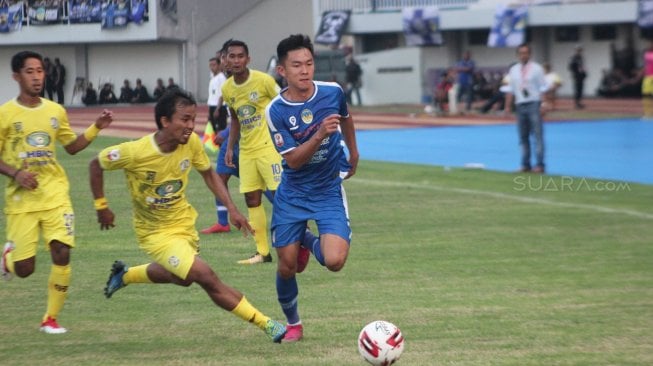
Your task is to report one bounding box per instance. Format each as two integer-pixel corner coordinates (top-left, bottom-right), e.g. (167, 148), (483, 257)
(1, 135), (652, 365)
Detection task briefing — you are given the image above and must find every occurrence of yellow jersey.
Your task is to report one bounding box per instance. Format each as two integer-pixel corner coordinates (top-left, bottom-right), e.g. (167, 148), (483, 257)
(0, 98), (77, 214)
(221, 69), (280, 156)
(98, 132), (211, 237)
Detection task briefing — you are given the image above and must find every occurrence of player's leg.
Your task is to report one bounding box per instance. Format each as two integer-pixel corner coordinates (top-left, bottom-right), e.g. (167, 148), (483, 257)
(237, 155), (272, 264)
(4, 212), (40, 279)
(201, 143), (238, 234)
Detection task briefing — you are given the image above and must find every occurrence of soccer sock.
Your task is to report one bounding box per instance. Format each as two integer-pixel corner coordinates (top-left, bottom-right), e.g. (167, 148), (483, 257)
(123, 264), (153, 284)
(231, 296), (270, 331)
(248, 205), (270, 256)
(302, 230), (325, 266)
(215, 198), (229, 226)
(44, 264), (71, 321)
(276, 272), (300, 324)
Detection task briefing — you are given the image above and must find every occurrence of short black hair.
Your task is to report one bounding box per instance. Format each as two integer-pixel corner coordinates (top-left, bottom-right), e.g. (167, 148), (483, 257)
(154, 88), (196, 130)
(225, 39), (249, 56)
(277, 34), (314, 64)
(220, 38), (233, 54)
(11, 51), (43, 73)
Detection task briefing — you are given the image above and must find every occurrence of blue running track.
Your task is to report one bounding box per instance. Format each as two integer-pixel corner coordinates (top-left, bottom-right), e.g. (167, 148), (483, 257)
(357, 118), (653, 185)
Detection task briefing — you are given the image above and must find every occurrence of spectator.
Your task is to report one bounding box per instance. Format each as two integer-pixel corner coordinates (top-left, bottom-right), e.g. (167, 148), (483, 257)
(53, 58), (66, 104)
(641, 42), (653, 119)
(542, 63), (562, 112)
(131, 78), (151, 103)
(82, 82), (98, 106)
(118, 79), (133, 103)
(345, 55), (363, 106)
(43, 57), (55, 100)
(167, 77), (179, 90)
(568, 45), (586, 109)
(455, 50), (475, 112)
(152, 78), (166, 101)
(478, 71), (510, 114)
(433, 69), (454, 115)
(207, 57), (228, 131)
(98, 83), (118, 104)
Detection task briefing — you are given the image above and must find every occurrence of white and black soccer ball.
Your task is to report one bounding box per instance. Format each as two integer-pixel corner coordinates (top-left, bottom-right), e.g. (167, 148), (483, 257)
(358, 320), (404, 366)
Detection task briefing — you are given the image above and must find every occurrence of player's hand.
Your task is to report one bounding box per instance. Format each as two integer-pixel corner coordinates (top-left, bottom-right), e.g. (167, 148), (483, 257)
(316, 114), (341, 140)
(225, 148), (236, 168)
(96, 208), (115, 230)
(95, 109), (114, 129)
(344, 152), (359, 180)
(229, 211), (254, 237)
(213, 134), (225, 146)
(14, 169), (39, 190)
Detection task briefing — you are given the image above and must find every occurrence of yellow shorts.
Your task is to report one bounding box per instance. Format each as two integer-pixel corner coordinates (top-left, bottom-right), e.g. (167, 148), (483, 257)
(6, 205), (75, 262)
(642, 76), (653, 96)
(138, 227), (199, 280)
(239, 148), (282, 193)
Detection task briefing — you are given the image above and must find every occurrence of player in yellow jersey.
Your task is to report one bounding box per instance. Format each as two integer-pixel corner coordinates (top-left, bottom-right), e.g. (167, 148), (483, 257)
(90, 88), (286, 342)
(222, 39), (283, 264)
(0, 51), (114, 334)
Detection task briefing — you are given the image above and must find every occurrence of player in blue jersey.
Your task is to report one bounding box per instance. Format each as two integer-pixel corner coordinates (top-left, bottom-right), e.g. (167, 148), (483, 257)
(265, 34), (360, 342)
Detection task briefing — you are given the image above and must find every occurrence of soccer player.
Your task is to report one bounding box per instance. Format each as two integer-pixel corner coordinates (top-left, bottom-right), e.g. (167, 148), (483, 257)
(0, 50), (114, 334)
(90, 88), (286, 342)
(266, 34), (360, 342)
(222, 39), (283, 264)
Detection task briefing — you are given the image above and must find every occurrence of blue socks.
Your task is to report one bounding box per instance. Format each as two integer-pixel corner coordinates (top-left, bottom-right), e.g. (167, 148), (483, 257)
(302, 229), (325, 266)
(215, 198), (229, 226)
(276, 273), (300, 324)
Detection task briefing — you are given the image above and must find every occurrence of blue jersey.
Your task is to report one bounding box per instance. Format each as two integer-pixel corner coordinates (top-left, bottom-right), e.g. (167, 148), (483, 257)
(266, 81), (350, 195)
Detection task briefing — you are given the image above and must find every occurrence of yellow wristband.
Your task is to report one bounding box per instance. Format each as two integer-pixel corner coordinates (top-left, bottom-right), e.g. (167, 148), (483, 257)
(94, 197), (108, 210)
(83, 124), (101, 141)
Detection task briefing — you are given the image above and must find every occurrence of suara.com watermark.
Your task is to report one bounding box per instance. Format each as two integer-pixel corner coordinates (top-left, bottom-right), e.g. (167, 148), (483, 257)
(513, 175), (631, 192)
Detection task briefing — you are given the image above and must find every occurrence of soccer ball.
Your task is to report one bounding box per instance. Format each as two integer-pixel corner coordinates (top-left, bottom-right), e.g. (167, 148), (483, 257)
(358, 320), (405, 365)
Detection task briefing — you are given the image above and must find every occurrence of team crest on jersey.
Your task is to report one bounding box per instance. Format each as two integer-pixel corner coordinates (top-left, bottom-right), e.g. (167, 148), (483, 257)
(26, 132), (51, 148)
(273, 133), (284, 147)
(168, 255), (180, 268)
(50, 117), (59, 129)
(249, 91), (259, 102)
(13, 122), (23, 133)
(107, 149), (120, 161)
(179, 159), (190, 172)
(238, 105), (256, 119)
(301, 109), (313, 124)
(155, 180), (183, 197)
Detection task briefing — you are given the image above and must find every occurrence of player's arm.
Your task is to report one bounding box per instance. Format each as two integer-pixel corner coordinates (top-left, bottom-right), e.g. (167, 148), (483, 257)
(283, 113), (341, 170)
(339, 114), (360, 179)
(0, 158), (38, 190)
(89, 157), (115, 230)
(198, 168), (253, 236)
(225, 106), (240, 167)
(65, 109), (114, 155)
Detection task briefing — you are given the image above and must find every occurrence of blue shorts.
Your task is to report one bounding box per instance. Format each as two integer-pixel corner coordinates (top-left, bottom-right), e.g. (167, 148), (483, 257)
(216, 142), (239, 176)
(271, 184), (351, 248)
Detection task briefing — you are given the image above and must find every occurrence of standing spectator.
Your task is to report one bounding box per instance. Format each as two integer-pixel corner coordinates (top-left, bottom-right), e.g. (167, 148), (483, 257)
(118, 79), (133, 103)
(0, 50), (114, 334)
(222, 39), (282, 265)
(568, 45), (587, 109)
(505, 43), (548, 174)
(455, 50), (475, 112)
(542, 62), (563, 113)
(345, 55), (362, 106)
(207, 56), (228, 131)
(266, 34), (360, 343)
(43, 57), (55, 100)
(82, 82), (98, 105)
(640, 42), (653, 119)
(53, 58), (66, 104)
(131, 78), (151, 103)
(152, 78), (166, 101)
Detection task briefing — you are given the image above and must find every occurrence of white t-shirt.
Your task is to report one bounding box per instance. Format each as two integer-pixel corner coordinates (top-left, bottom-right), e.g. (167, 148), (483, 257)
(207, 72), (227, 107)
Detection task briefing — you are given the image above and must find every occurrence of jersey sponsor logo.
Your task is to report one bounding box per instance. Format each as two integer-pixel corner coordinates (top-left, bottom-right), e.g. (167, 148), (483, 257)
(273, 133), (284, 147)
(50, 117), (59, 129)
(237, 104), (256, 119)
(179, 159), (190, 172)
(155, 180), (183, 197)
(19, 150), (53, 159)
(107, 149), (120, 161)
(301, 109), (313, 124)
(289, 116), (299, 131)
(26, 132), (51, 148)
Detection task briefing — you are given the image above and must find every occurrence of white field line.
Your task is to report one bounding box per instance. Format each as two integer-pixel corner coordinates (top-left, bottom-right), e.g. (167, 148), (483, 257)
(351, 178), (653, 221)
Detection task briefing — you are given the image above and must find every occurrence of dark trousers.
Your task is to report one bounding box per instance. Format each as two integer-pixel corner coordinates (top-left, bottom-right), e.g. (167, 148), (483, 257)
(56, 84), (65, 104)
(573, 77), (585, 105)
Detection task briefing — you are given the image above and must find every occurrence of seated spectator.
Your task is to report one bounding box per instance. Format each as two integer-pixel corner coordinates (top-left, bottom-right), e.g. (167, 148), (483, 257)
(131, 78), (152, 103)
(167, 77), (179, 90)
(119, 79), (134, 103)
(433, 69), (454, 115)
(82, 82), (97, 106)
(98, 83), (118, 104)
(543, 63), (563, 112)
(153, 78), (166, 101)
(478, 72), (511, 114)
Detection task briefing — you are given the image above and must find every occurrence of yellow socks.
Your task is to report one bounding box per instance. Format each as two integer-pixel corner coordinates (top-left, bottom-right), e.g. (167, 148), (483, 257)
(231, 296), (270, 330)
(122, 264), (153, 284)
(44, 264), (71, 321)
(248, 205), (270, 256)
